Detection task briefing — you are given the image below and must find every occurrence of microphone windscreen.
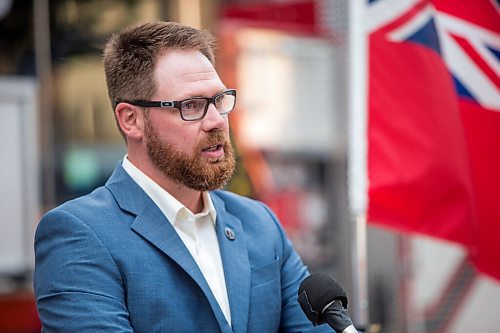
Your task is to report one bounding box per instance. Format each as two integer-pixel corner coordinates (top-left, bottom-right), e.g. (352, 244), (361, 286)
(298, 273), (348, 313)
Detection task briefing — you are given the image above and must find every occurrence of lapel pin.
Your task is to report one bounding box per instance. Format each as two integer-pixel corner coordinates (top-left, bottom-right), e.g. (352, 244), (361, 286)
(224, 227), (236, 241)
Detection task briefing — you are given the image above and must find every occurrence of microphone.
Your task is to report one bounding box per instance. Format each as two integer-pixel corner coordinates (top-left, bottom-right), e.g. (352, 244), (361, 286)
(298, 273), (358, 333)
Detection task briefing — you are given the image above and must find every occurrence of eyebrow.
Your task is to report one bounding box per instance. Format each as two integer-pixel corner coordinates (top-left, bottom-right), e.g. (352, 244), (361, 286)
(179, 88), (229, 100)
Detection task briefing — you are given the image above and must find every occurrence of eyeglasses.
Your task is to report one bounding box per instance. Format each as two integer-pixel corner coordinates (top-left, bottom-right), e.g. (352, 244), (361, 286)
(115, 89), (237, 121)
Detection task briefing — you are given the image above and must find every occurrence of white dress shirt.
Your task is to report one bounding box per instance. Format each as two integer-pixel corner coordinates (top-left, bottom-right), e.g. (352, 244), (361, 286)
(122, 156), (231, 325)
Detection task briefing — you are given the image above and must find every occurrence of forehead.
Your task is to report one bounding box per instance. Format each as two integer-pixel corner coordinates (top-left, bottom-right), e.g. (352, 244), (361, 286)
(153, 49), (224, 99)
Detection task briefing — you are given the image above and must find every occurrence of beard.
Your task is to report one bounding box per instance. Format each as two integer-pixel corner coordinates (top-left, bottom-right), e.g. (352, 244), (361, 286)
(144, 119), (236, 192)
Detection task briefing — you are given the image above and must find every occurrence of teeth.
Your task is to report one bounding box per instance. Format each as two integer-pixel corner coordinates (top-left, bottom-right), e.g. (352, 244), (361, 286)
(205, 145), (218, 152)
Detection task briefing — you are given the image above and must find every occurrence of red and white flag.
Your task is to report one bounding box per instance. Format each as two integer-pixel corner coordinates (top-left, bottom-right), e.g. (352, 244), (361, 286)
(367, 0), (500, 280)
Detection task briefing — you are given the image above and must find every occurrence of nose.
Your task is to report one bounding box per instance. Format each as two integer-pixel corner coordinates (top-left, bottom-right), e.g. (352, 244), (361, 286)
(202, 102), (226, 132)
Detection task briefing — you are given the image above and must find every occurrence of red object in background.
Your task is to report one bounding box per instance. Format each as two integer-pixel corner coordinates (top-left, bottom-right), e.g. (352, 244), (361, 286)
(368, 36), (477, 250)
(459, 100), (500, 280)
(221, 0), (318, 35)
(261, 189), (306, 236)
(367, 0), (500, 280)
(430, 0), (500, 281)
(0, 292), (40, 332)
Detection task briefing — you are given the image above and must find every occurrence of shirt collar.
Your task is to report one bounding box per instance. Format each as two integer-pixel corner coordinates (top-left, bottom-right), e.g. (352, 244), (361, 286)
(122, 155), (217, 226)
(201, 191), (217, 223)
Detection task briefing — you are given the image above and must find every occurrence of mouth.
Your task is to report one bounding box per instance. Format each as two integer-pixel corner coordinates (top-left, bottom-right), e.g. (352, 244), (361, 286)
(202, 144), (224, 152)
(201, 142), (225, 160)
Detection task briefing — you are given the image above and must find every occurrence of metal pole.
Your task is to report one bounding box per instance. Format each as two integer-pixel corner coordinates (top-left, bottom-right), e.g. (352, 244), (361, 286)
(34, 0), (56, 208)
(319, 0), (369, 327)
(346, 0), (369, 327)
(350, 214), (369, 327)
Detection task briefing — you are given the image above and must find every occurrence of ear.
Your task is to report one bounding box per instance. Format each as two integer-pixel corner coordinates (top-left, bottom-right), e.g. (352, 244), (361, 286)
(115, 102), (145, 141)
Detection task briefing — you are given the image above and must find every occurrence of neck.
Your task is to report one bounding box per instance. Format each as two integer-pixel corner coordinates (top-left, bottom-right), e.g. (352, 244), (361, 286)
(166, 183), (204, 214)
(151, 171), (205, 214)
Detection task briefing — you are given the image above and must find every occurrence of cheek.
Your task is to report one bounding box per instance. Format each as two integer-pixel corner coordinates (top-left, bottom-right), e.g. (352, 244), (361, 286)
(176, 128), (202, 151)
(151, 116), (190, 145)
(150, 114), (205, 152)
(169, 133), (191, 149)
(223, 118), (231, 135)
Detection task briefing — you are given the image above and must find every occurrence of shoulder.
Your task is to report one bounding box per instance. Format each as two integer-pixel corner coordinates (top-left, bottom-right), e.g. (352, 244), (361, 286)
(38, 185), (120, 230)
(55, 186), (113, 212)
(211, 189), (276, 219)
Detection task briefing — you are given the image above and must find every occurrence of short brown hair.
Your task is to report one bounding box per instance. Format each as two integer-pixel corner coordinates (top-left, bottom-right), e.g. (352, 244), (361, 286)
(103, 21), (217, 132)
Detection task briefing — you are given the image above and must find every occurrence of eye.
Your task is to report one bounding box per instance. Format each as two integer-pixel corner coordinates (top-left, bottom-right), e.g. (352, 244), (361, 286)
(181, 99), (205, 112)
(214, 94), (224, 105)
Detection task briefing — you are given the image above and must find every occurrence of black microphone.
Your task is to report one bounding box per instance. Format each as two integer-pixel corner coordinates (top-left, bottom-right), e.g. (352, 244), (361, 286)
(298, 273), (358, 333)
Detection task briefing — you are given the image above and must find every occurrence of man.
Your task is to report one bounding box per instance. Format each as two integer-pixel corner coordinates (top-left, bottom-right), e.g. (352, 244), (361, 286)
(34, 21), (330, 332)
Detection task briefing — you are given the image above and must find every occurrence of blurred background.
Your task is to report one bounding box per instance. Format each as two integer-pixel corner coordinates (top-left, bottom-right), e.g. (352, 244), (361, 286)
(0, 0), (499, 332)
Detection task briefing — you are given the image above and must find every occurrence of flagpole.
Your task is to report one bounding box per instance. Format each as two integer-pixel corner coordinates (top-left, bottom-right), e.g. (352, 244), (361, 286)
(319, 0), (369, 327)
(346, 0), (369, 328)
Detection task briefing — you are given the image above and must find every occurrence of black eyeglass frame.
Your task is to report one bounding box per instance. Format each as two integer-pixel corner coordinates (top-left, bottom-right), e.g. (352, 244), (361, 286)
(114, 89), (237, 121)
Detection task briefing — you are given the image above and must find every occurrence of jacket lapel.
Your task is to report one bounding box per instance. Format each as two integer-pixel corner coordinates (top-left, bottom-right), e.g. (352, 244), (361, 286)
(105, 163), (233, 332)
(211, 193), (251, 333)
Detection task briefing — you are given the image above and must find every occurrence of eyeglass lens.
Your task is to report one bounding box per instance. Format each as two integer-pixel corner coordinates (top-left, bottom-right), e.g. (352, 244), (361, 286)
(180, 91), (235, 120)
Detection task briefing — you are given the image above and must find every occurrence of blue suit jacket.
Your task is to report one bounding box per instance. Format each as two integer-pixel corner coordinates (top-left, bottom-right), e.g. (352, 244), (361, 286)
(34, 163), (331, 332)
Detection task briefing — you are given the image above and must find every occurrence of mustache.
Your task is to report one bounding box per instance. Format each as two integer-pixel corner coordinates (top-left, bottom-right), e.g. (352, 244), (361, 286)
(198, 131), (229, 148)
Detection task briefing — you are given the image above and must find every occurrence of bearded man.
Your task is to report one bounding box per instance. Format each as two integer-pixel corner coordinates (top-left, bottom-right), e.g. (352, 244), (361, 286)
(34, 21), (331, 333)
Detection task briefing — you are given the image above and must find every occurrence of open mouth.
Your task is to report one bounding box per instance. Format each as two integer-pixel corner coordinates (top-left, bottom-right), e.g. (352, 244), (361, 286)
(202, 144), (224, 152)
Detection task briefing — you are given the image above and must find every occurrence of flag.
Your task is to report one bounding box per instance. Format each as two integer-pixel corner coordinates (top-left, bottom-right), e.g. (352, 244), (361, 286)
(367, 0), (500, 279)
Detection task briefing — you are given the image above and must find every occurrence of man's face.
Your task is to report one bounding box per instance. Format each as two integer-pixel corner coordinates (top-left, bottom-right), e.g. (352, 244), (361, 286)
(143, 50), (236, 191)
